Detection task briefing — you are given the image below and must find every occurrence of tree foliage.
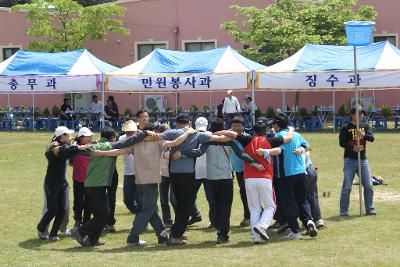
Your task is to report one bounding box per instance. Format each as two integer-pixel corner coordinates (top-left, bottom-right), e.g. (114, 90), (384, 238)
(11, 0), (129, 51)
(221, 0), (377, 65)
(1, 0), (115, 8)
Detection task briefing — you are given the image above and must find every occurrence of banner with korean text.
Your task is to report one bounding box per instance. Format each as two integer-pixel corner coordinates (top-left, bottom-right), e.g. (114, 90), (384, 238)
(0, 75), (100, 93)
(106, 73), (250, 92)
(257, 70), (400, 91)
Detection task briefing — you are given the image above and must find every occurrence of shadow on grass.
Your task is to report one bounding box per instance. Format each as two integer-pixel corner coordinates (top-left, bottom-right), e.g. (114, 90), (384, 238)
(19, 238), (49, 250)
(325, 214), (360, 222)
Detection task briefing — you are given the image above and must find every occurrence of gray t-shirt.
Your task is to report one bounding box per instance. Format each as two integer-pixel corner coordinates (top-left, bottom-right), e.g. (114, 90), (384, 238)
(206, 145), (233, 180)
(163, 128), (211, 173)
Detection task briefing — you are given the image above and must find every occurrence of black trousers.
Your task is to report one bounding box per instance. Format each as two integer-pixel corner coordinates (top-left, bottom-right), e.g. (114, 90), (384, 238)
(208, 179), (233, 237)
(170, 172), (195, 238)
(281, 174), (313, 234)
(306, 166), (322, 221)
(73, 180), (91, 225)
(273, 177), (287, 225)
(80, 187), (110, 243)
(235, 171), (250, 220)
(106, 170), (118, 226)
(159, 176), (177, 224)
(37, 182), (68, 237)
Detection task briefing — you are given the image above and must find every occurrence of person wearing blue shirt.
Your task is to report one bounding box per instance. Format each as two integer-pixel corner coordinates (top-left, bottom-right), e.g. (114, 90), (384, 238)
(272, 113), (317, 241)
(230, 116), (251, 227)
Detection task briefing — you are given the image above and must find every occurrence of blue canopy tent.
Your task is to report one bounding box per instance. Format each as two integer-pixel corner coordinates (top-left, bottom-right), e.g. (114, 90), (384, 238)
(0, 49), (118, 131)
(106, 46), (264, 122)
(256, 41), (400, 130)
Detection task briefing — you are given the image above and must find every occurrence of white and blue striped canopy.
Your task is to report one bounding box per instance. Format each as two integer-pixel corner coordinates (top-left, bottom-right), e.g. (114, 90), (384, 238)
(106, 46), (265, 92)
(0, 49), (117, 93)
(257, 41), (400, 91)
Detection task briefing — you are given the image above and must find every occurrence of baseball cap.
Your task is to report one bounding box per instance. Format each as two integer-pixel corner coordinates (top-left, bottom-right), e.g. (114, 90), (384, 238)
(195, 117), (208, 131)
(78, 127), (94, 137)
(176, 113), (190, 124)
(54, 126), (74, 137)
(122, 120), (138, 132)
(244, 94), (250, 99)
(227, 90), (233, 95)
(351, 105), (366, 115)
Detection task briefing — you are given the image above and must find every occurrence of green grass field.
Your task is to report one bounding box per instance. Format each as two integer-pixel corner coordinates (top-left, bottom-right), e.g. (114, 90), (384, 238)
(0, 132), (399, 267)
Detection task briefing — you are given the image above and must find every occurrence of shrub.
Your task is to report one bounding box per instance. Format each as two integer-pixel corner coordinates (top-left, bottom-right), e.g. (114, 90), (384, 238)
(124, 108), (133, 117)
(189, 104), (198, 113)
(52, 105), (60, 117)
(381, 104), (391, 117)
(338, 104), (347, 116)
(255, 108), (262, 118)
(43, 107), (50, 117)
(265, 107), (275, 117)
(299, 107), (308, 118)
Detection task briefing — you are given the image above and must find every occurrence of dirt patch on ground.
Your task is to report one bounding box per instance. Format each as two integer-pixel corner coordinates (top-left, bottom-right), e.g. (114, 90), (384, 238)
(352, 187), (400, 202)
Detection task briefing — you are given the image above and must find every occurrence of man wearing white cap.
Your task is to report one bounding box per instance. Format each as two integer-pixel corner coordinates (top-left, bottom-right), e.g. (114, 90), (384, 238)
(222, 90), (241, 129)
(37, 126), (90, 241)
(119, 120), (141, 214)
(188, 117), (216, 228)
(242, 94), (257, 128)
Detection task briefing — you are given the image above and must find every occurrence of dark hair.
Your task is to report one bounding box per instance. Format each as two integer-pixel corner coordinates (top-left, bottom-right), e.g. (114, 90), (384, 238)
(92, 95), (98, 100)
(273, 113), (288, 130)
(75, 136), (82, 145)
(210, 119), (224, 133)
(108, 95), (115, 102)
(101, 127), (116, 141)
(231, 116), (244, 125)
(143, 122), (156, 131)
(63, 98), (70, 104)
(155, 124), (166, 133)
(253, 121), (267, 136)
(136, 109), (148, 118)
(247, 97), (252, 101)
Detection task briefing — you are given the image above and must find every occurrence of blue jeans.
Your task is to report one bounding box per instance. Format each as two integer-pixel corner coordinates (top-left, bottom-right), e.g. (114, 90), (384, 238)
(340, 158), (374, 214)
(191, 178), (216, 224)
(123, 175), (141, 214)
(224, 113), (237, 129)
(159, 176), (177, 224)
(127, 184), (165, 241)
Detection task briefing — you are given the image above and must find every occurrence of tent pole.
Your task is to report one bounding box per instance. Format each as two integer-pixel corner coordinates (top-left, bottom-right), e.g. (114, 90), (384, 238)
(175, 93), (178, 114)
(209, 91), (212, 118)
(7, 94), (10, 109)
(32, 94), (35, 132)
(282, 91), (286, 111)
(251, 71), (255, 125)
(333, 91), (336, 133)
(138, 92), (141, 109)
(101, 76), (105, 131)
(353, 46), (363, 217)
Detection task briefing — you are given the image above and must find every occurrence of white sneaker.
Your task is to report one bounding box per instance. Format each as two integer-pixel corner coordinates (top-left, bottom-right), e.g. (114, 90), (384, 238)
(253, 225), (269, 241)
(61, 229), (72, 236)
(284, 232), (302, 241)
(307, 220), (318, 237)
(315, 219), (325, 228)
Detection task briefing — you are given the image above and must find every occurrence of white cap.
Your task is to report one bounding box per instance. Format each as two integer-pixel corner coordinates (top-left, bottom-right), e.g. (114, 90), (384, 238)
(122, 120), (138, 132)
(195, 117), (208, 131)
(54, 126), (74, 137)
(227, 90), (233, 95)
(244, 94), (250, 99)
(78, 127), (94, 137)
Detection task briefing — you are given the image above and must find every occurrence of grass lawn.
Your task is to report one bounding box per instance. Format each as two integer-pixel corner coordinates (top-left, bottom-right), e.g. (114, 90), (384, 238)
(0, 131), (399, 266)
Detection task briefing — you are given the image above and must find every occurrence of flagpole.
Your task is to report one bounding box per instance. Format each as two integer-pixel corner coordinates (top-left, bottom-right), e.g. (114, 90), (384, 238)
(353, 46), (363, 216)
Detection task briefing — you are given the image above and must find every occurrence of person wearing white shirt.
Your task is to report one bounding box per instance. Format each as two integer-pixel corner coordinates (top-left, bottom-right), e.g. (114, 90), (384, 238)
(119, 120), (141, 214)
(90, 95), (103, 114)
(242, 94), (257, 128)
(222, 90), (241, 129)
(188, 117), (216, 228)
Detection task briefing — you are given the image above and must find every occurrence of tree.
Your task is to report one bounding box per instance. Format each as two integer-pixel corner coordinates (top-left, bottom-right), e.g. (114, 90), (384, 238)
(221, 0), (377, 106)
(221, 0), (377, 66)
(11, 0), (130, 52)
(1, 0), (115, 8)
(0, 0), (30, 8)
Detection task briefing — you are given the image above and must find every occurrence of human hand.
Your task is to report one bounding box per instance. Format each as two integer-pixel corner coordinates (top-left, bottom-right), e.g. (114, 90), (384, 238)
(356, 129), (365, 138)
(186, 127), (196, 135)
(171, 151), (182, 160)
(256, 148), (265, 156)
(293, 147), (305, 155)
(78, 144), (91, 150)
(352, 145), (364, 153)
(93, 150), (103, 157)
(145, 130), (158, 137)
(254, 163), (265, 171)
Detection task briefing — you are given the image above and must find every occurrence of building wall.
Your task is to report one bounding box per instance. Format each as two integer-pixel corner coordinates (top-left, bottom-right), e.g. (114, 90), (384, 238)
(1, 0), (400, 115)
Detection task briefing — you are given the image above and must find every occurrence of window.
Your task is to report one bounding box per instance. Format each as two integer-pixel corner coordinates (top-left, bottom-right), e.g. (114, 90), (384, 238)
(184, 41), (216, 52)
(2, 47), (19, 61)
(137, 43), (167, 60)
(373, 35), (397, 46)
